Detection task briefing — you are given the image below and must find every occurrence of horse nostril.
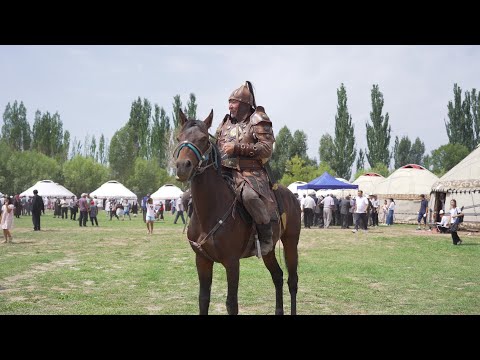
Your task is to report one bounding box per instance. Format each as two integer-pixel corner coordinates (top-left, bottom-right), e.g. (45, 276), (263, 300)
(185, 160), (192, 168)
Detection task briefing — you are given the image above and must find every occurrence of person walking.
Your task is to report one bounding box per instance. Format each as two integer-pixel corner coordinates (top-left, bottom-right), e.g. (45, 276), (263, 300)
(31, 189), (45, 231)
(146, 198), (156, 235)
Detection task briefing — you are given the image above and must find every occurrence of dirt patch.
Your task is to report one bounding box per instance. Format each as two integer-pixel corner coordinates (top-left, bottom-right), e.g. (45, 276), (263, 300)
(3, 257), (79, 285)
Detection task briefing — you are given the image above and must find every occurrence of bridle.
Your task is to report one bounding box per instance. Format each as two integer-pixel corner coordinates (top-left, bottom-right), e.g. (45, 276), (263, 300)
(174, 136), (219, 181)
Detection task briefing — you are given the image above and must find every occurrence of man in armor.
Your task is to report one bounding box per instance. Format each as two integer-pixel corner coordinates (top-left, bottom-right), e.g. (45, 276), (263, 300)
(215, 81), (276, 255)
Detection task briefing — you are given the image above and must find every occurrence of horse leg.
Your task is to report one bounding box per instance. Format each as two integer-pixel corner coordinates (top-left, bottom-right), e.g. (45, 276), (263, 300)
(196, 253), (214, 315)
(262, 250), (284, 315)
(282, 234), (299, 315)
(225, 260), (240, 315)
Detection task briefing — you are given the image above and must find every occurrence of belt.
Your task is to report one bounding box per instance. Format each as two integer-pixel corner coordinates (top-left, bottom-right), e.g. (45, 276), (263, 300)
(222, 158), (263, 170)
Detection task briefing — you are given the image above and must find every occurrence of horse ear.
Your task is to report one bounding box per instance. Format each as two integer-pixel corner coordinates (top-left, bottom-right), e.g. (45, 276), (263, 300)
(179, 109), (188, 127)
(204, 109), (213, 129)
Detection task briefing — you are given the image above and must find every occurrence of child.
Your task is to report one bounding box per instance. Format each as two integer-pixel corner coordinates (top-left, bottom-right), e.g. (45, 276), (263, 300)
(146, 198), (156, 235)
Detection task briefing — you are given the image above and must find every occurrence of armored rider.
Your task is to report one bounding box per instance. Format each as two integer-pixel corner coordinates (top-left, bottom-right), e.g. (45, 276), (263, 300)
(216, 81), (276, 255)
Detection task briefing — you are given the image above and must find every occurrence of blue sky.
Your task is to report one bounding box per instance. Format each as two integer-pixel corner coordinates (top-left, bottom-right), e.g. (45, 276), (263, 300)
(1, 45), (479, 164)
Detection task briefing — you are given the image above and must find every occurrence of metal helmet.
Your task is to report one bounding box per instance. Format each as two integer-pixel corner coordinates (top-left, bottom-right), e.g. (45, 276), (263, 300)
(228, 81), (255, 107)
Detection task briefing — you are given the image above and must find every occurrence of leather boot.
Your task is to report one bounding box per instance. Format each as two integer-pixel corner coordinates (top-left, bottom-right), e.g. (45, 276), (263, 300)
(256, 222), (274, 256)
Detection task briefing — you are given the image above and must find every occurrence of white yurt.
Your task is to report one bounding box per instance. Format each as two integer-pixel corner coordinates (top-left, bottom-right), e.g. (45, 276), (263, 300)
(351, 172), (385, 197)
(375, 165), (439, 224)
(89, 180), (137, 200)
(430, 144), (480, 229)
(287, 181), (315, 197)
(20, 180), (75, 198)
(151, 184), (183, 201)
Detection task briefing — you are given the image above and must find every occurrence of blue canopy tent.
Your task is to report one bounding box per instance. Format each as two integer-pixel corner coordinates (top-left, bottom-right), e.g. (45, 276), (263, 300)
(297, 172), (358, 190)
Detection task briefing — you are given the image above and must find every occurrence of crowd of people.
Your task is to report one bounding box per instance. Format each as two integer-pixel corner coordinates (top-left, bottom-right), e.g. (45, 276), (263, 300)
(297, 190), (395, 232)
(297, 190), (465, 245)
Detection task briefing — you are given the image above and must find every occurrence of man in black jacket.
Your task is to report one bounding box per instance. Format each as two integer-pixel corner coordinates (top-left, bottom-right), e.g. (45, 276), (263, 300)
(31, 189), (45, 231)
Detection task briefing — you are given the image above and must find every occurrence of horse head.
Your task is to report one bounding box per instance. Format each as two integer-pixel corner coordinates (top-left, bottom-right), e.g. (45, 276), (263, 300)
(175, 109), (214, 182)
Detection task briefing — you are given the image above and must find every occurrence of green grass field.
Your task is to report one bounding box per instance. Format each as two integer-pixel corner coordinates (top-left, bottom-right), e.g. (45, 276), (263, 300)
(0, 211), (479, 315)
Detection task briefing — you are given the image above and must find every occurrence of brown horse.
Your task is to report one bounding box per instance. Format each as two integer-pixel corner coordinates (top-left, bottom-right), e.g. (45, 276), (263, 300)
(175, 109), (301, 315)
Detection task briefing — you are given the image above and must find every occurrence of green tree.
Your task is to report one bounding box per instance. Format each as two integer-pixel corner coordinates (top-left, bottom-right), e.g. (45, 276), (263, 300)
(186, 93), (198, 120)
(280, 155), (331, 186)
(429, 143), (470, 176)
(270, 126), (293, 181)
(172, 95), (183, 129)
(70, 136), (82, 159)
(63, 155), (109, 196)
(290, 130), (308, 159)
(126, 157), (171, 197)
(356, 149), (365, 173)
(445, 84), (475, 151)
(6, 151), (62, 194)
(109, 125), (136, 183)
(2, 100), (31, 151)
(423, 154), (431, 170)
(366, 84), (391, 168)
(98, 134), (107, 165)
(393, 135), (411, 169)
(331, 83), (356, 179)
(0, 140), (13, 192)
(410, 137), (425, 165)
(318, 133), (334, 166)
(369, 162), (390, 178)
(353, 162), (390, 181)
(89, 135), (97, 161)
(127, 97), (151, 159)
(32, 110), (65, 159)
(472, 89), (480, 146)
(150, 105), (171, 167)
(61, 130), (70, 163)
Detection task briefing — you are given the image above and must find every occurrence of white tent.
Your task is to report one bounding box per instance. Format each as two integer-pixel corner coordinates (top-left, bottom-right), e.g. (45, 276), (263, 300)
(351, 172), (385, 197)
(375, 165), (439, 224)
(287, 181), (315, 197)
(90, 180), (137, 200)
(430, 144), (480, 229)
(151, 184), (183, 201)
(20, 180), (75, 198)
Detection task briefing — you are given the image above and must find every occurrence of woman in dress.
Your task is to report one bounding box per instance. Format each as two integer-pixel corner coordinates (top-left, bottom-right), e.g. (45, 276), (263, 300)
(1, 197), (15, 243)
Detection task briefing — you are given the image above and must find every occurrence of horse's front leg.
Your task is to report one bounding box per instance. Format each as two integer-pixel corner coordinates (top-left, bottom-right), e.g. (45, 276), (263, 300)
(196, 252), (214, 315)
(225, 260), (240, 315)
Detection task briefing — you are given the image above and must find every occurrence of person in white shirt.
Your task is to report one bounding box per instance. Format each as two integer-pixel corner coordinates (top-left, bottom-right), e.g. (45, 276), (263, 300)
(449, 199), (464, 245)
(436, 209), (450, 233)
(321, 194), (335, 228)
(173, 197), (185, 224)
(352, 190), (370, 233)
(302, 195), (316, 229)
(145, 198), (156, 235)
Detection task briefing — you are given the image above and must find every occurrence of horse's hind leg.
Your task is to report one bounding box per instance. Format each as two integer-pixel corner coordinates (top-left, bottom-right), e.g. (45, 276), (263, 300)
(282, 234), (299, 315)
(225, 260), (240, 315)
(262, 249), (284, 315)
(196, 253), (214, 315)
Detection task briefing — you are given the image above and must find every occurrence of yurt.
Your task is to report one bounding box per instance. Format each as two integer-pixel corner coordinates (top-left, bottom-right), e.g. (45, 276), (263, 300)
(430, 145), (480, 229)
(20, 180), (75, 198)
(151, 184), (183, 201)
(287, 181), (315, 197)
(375, 165), (439, 224)
(89, 180), (137, 200)
(351, 172), (385, 197)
